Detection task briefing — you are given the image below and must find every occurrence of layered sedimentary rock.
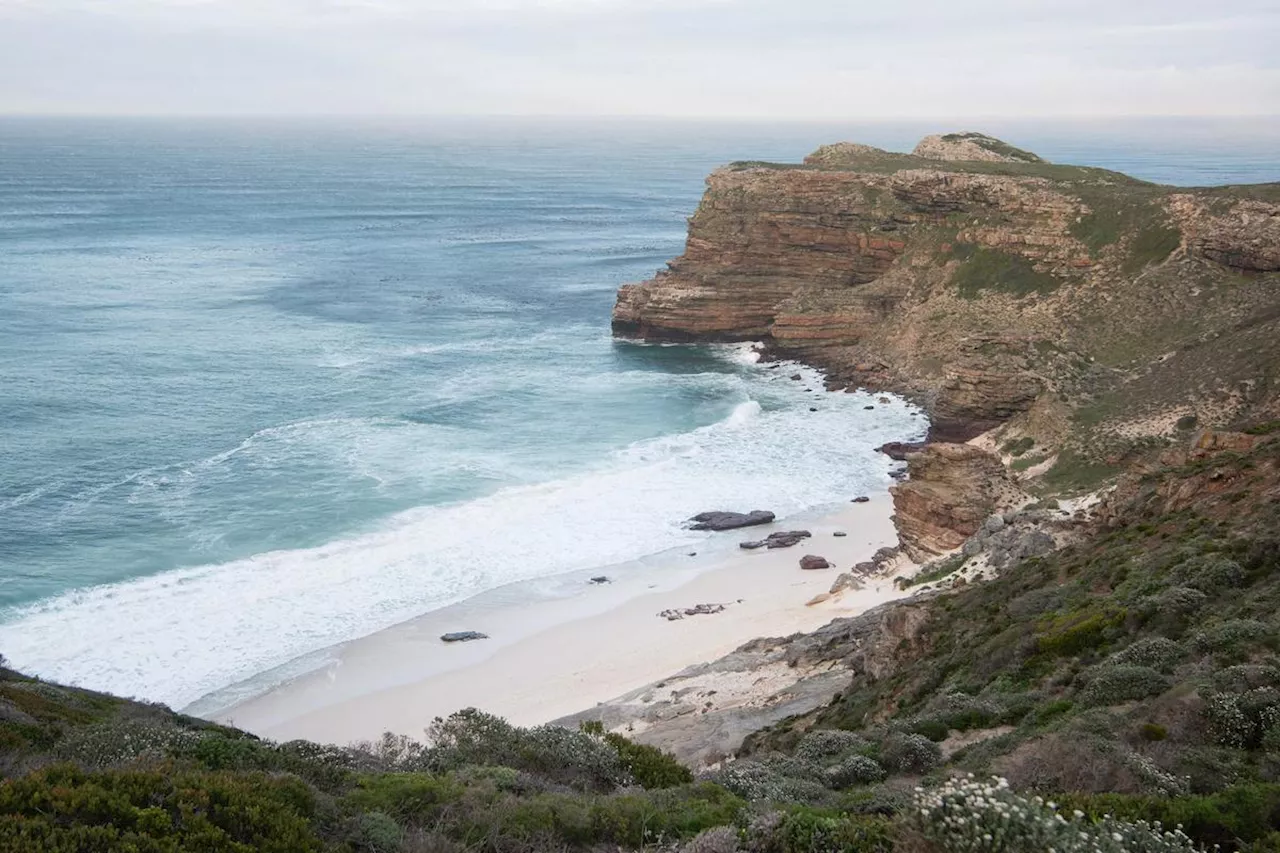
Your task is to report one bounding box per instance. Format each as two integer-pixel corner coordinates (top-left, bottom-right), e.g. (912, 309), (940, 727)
(613, 135), (1280, 445)
(890, 443), (1015, 560)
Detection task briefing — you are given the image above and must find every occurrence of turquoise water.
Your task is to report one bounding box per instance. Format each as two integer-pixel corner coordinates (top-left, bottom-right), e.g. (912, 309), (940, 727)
(1, 117), (1277, 709)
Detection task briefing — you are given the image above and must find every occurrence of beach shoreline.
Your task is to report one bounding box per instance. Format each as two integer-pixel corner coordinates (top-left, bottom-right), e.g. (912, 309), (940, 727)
(214, 495), (908, 745)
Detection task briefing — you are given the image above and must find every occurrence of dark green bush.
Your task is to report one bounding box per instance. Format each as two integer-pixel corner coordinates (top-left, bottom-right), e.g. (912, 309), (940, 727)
(603, 731), (693, 788)
(0, 763), (322, 852)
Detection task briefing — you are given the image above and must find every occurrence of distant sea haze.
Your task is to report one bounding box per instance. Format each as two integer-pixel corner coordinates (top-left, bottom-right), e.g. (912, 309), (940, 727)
(0, 116), (1276, 710)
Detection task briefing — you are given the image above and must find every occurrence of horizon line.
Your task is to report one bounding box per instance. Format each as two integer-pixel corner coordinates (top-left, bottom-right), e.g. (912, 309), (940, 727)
(2, 112), (1279, 122)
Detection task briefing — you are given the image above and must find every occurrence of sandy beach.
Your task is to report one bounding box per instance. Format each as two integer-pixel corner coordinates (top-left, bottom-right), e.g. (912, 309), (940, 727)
(215, 495), (907, 745)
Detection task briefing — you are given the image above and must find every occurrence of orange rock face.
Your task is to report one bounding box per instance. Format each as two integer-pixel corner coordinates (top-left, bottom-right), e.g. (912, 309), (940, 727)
(890, 443), (1013, 561)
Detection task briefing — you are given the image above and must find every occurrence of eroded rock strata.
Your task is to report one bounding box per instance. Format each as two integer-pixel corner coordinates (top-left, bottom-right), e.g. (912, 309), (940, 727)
(613, 135), (1280, 450)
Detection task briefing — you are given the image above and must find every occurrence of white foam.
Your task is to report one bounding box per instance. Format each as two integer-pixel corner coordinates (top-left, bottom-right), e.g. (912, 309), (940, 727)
(0, 364), (924, 711)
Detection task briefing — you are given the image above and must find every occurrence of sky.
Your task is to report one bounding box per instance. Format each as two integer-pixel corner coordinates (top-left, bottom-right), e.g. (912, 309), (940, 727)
(0, 0), (1276, 117)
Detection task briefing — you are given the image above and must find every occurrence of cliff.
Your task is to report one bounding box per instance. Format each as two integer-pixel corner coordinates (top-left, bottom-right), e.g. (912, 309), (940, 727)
(613, 136), (1280, 457)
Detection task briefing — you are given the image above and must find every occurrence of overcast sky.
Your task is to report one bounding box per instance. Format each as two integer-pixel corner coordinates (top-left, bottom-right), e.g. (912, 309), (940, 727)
(0, 0), (1276, 117)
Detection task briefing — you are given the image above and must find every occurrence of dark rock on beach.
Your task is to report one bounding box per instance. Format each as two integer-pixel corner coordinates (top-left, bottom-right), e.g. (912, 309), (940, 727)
(740, 530), (812, 550)
(688, 510), (775, 531)
(589, 576), (611, 584)
(799, 555), (832, 570)
(852, 496), (871, 503)
(441, 631), (489, 643)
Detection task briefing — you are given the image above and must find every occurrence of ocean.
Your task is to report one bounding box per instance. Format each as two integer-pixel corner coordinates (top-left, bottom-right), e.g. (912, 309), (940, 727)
(1, 116), (1277, 711)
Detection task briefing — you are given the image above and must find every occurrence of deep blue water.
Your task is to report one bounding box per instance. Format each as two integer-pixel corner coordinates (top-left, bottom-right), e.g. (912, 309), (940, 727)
(1, 116), (1277, 708)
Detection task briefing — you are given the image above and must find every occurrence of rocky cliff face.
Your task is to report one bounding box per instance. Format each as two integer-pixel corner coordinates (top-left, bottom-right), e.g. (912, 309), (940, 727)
(890, 443), (1021, 560)
(613, 137), (1280, 454)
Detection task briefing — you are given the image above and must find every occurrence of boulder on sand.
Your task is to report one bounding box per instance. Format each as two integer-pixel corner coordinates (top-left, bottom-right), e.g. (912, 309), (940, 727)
(689, 510), (775, 531)
(441, 631), (488, 643)
(799, 555), (832, 570)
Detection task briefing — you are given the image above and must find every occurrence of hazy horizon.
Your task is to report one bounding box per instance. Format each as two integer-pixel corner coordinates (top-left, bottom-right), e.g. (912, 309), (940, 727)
(1, 1), (1275, 118)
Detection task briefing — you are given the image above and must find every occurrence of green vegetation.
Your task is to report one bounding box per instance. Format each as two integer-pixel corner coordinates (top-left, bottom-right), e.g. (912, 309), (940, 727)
(950, 243), (1063, 299)
(1002, 436), (1036, 457)
(1068, 190), (1182, 273)
(1042, 448), (1117, 492)
(940, 132), (1044, 163)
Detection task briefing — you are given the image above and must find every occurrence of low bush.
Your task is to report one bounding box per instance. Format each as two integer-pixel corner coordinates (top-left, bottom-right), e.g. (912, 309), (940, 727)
(823, 755), (886, 789)
(879, 733), (941, 774)
(908, 775), (1201, 852)
(0, 763), (323, 852)
(1111, 637), (1186, 673)
(1203, 689), (1280, 750)
(1077, 665), (1170, 706)
(793, 729), (869, 764)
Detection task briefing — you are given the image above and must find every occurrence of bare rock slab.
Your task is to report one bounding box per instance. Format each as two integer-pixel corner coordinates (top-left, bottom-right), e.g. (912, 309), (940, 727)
(688, 510), (775, 531)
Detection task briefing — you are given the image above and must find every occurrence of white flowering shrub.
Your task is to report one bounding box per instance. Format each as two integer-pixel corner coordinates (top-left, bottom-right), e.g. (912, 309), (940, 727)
(1110, 638), (1185, 673)
(1192, 620), (1271, 656)
(708, 759), (830, 803)
(1203, 688), (1280, 749)
(419, 709), (632, 790)
(54, 721), (204, 767)
(680, 825), (741, 853)
(908, 775), (1205, 852)
(824, 755), (887, 789)
(793, 729), (869, 763)
(1077, 665), (1170, 707)
(880, 733), (942, 774)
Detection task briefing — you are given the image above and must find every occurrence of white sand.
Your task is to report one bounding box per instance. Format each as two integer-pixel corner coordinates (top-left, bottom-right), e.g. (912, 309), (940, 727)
(215, 496), (903, 745)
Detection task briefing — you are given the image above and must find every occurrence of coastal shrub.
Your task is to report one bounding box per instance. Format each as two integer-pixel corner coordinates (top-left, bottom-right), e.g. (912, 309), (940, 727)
(1001, 436), (1036, 457)
(1204, 689), (1280, 750)
(422, 709), (631, 791)
(879, 733), (941, 774)
(0, 763), (323, 852)
(602, 730), (694, 789)
(765, 809), (894, 853)
(351, 810), (404, 852)
(1212, 664), (1280, 693)
(1111, 637), (1186, 673)
(1193, 619), (1272, 658)
(711, 761), (831, 804)
(346, 773), (464, 823)
(682, 825), (741, 853)
(1077, 664), (1170, 706)
(1058, 783), (1280, 850)
(1141, 723), (1169, 742)
(793, 729), (869, 764)
(823, 755), (887, 789)
(1174, 555), (1246, 593)
(1035, 609), (1126, 657)
(908, 775), (1202, 852)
